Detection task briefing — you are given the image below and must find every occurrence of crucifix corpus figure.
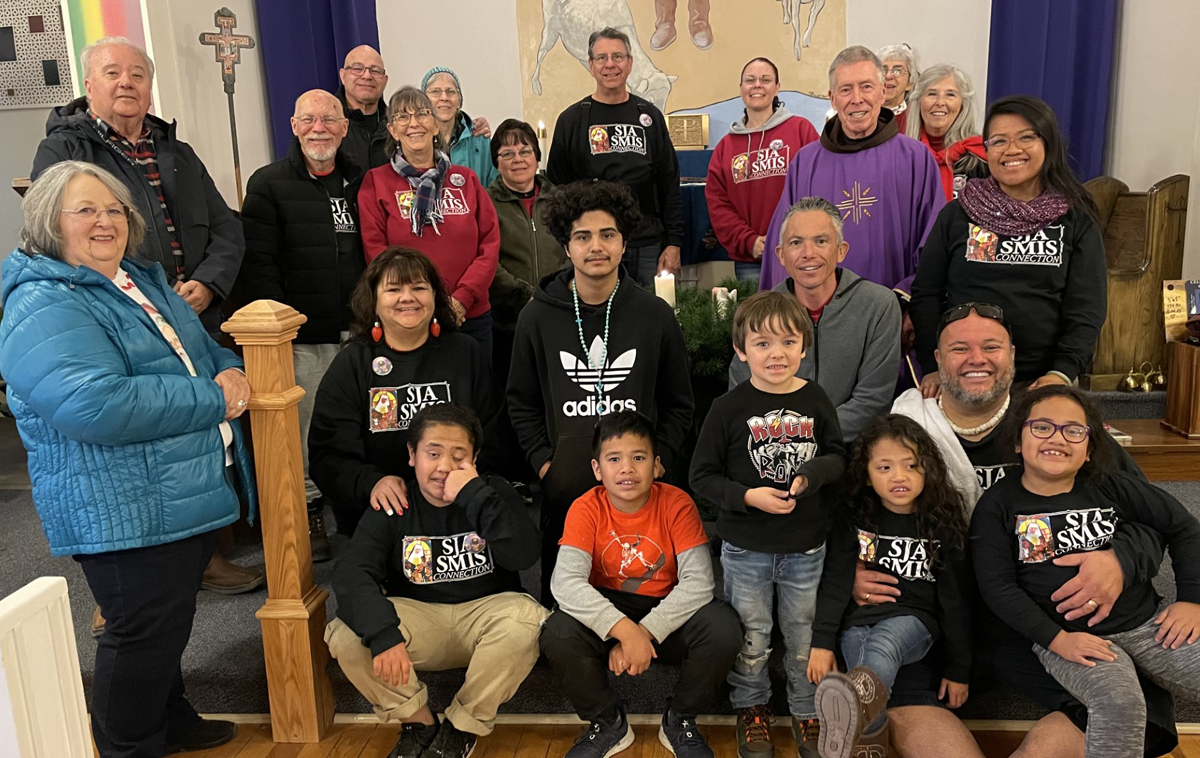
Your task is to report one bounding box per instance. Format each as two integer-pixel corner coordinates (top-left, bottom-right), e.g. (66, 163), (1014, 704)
(199, 6), (256, 207)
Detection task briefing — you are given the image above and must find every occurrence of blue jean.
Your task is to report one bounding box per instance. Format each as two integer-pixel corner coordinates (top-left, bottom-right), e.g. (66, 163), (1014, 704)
(733, 261), (762, 284)
(623, 243), (662, 288)
(841, 615), (933, 732)
(722, 541), (826, 718)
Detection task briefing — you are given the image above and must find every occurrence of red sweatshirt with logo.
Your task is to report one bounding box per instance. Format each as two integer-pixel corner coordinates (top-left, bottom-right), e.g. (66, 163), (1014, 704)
(706, 111), (819, 262)
(359, 163), (499, 318)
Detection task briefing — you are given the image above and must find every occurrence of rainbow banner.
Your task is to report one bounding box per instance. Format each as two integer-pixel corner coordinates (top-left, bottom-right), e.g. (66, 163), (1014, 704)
(61, 0), (147, 94)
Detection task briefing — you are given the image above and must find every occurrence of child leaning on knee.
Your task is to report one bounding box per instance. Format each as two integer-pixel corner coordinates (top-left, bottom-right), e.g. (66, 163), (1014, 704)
(971, 386), (1200, 758)
(807, 414), (972, 758)
(541, 411), (742, 758)
(689, 291), (848, 758)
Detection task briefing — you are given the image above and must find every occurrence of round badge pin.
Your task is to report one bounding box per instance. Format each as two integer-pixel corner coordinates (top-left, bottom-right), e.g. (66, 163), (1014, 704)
(639, 113), (653, 127)
(770, 139), (784, 151)
(372, 356), (393, 376)
(450, 173), (466, 187)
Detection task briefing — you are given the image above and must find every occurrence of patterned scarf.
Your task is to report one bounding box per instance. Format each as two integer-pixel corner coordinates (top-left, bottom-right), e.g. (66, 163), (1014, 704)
(390, 150), (450, 237)
(958, 176), (1070, 237)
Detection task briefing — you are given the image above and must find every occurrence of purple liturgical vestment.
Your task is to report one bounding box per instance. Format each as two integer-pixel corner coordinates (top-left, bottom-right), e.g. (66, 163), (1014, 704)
(760, 111), (946, 294)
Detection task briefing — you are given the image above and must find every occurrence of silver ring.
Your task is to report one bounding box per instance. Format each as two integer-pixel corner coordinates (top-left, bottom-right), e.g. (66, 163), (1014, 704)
(236, 399), (247, 407)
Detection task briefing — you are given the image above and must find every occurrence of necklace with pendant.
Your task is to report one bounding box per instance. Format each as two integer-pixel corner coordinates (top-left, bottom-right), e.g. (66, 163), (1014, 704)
(572, 278), (619, 410)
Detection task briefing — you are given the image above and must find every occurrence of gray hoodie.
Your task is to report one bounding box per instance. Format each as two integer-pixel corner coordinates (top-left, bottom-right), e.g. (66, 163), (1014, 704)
(729, 270), (901, 441)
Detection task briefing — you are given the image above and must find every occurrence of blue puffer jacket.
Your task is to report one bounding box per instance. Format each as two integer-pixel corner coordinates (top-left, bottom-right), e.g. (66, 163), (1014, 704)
(0, 249), (257, 556)
(448, 111), (497, 188)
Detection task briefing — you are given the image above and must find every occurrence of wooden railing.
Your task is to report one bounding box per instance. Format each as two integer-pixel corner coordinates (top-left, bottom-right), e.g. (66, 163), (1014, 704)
(222, 301), (333, 743)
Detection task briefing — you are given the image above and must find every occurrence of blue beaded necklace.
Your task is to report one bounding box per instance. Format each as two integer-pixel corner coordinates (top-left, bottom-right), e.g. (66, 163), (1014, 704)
(572, 278), (619, 407)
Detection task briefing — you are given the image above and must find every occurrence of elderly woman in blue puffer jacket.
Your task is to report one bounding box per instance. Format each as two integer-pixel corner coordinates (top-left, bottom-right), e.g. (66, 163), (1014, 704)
(0, 161), (256, 758)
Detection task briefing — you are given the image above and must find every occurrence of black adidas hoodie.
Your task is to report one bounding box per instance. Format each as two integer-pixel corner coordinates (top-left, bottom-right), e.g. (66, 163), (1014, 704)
(507, 268), (694, 503)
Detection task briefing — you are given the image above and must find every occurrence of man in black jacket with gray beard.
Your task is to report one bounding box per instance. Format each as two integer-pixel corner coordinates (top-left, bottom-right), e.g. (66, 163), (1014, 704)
(241, 89), (366, 561)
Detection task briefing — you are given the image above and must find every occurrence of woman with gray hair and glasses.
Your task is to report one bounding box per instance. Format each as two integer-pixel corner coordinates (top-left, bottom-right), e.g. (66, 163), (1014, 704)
(906, 63), (989, 200)
(0, 161), (255, 757)
(877, 43), (918, 132)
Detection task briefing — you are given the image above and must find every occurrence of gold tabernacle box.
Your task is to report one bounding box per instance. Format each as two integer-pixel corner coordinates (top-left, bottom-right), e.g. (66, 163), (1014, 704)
(667, 113), (709, 151)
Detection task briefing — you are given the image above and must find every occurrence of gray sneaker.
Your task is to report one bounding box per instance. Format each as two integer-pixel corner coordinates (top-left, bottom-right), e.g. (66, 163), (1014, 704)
(566, 709), (635, 758)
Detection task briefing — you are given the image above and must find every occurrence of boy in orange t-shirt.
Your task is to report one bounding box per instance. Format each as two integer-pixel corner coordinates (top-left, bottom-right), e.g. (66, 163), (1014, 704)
(540, 411), (742, 758)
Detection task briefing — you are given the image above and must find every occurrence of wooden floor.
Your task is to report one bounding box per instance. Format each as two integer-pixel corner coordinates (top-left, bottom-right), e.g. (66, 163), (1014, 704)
(166, 722), (1200, 758)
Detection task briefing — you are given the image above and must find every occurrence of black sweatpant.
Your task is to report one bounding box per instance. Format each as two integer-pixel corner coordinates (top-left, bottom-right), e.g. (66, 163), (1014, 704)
(75, 529), (219, 758)
(540, 590), (742, 720)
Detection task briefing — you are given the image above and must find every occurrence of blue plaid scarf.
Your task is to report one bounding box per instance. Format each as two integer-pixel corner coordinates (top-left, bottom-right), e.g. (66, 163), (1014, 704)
(390, 150), (451, 237)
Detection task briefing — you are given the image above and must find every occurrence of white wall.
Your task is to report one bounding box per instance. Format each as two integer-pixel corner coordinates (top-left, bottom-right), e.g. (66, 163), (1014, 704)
(143, 0), (274, 209)
(377, 0), (524, 130)
(846, 0), (993, 104)
(1, 108), (50, 248)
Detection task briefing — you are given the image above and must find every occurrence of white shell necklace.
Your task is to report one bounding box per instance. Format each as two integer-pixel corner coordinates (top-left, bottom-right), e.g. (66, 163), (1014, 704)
(938, 394), (1010, 437)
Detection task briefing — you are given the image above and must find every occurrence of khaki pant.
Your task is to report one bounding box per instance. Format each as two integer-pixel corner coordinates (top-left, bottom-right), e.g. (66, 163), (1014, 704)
(325, 592), (548, 735)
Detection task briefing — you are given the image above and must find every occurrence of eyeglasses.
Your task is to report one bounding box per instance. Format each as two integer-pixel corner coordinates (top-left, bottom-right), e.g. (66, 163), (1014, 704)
(294, 115), (345, 128)
(1023, 419), (1090, 443)
(742, 75), (777, 86)
(885, 66), (908, 77)
(936, 302), (1010, 339)
(590, 52), (629, 64)
(426, 87), (459, 99)
(343, 64), (386, 78)
(497, 147), (535, 161)
(392, 109), (434, 125)
(985, 132), (1040, 151)
(61, 205), (129, 222)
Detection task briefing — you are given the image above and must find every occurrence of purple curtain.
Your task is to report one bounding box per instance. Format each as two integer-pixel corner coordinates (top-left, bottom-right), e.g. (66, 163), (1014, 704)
(255, 0), (379, 159)
(986, 0), (1119, 180)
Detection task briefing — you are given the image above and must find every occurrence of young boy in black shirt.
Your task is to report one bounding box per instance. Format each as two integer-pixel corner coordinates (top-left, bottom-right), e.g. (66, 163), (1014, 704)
(690, 291), (846, 758)
(326, 404), (545, 758)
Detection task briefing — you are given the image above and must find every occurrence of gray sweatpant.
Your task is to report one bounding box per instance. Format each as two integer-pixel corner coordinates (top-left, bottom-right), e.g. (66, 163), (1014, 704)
(293, 336), (347, 504)
(1034, 605), (1200, 758)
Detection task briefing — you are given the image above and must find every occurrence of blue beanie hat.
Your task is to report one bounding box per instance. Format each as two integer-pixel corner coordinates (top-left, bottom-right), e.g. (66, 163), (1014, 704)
(421, 67), (462, 96)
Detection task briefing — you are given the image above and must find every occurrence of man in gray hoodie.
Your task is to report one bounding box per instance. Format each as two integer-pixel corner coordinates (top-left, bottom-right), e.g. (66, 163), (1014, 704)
(729, 197), (900, 442)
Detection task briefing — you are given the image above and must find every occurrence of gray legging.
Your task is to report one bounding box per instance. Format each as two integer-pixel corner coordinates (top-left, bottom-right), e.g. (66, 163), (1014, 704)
(1034, 604), (1200, 758)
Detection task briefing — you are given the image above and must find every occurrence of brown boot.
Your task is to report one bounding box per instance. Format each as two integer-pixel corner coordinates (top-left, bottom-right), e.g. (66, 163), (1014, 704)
(814, 667), (888, 758)
(91, 605), (105, 638)
(651, 0), (678, 51)
(688, 0), (713, 50)
(200, 553), (265, 595)
(853, 722), (889, 758)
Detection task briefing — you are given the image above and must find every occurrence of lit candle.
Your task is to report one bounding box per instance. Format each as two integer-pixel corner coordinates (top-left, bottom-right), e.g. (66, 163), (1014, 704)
(655, 271), (676, 309)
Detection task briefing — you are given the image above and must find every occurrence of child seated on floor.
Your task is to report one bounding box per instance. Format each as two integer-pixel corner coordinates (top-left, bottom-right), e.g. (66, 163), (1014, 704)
(807, 414), (972, 758)
(971, 386), (1200, 758)
(689, 290), (847, 758)
(325, 403), (547, 758)
(540, 411), (741, 758)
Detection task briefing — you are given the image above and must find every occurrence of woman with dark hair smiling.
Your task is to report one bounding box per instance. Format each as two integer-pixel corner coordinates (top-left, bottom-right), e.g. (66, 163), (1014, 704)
(910, 95), (1106, 395)
(308, 247), (502, 536)
(706, 57), (818, 283)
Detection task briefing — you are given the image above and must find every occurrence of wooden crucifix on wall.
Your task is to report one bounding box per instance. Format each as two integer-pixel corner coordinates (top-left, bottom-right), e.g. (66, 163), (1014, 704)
(199, 7), (255, 207)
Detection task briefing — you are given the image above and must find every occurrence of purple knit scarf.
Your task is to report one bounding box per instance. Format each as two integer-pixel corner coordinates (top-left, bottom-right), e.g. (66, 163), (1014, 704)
(958, 177), (1070, 237)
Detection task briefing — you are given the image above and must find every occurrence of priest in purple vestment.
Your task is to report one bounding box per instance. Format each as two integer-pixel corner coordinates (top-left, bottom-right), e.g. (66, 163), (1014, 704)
(760, 46), (945, 297)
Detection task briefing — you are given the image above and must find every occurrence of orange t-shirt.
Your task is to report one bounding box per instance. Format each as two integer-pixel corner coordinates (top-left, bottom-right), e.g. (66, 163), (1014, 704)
(559, 482), (709, 598)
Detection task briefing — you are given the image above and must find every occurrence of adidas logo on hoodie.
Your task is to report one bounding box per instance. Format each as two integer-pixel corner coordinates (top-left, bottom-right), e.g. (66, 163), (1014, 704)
(559, 336), (639, 417)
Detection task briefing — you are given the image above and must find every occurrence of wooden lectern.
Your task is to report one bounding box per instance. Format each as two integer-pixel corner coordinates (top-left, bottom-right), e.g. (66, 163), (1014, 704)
(222, 301), (334, 742)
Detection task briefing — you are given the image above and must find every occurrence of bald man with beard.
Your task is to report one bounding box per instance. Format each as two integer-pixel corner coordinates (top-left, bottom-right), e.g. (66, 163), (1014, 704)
(241, 89), (366, 561)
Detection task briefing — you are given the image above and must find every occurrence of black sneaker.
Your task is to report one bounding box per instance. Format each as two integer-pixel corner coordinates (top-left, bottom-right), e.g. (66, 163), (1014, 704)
(424, 722), (477, 758)
(659, 707), (712, 757)
(735, 705), (774, 758)
(387, 720), (440, 758)
(566, 708), (634, 758)
(165, 718), (236, 753)
(309, 506), (332, 562)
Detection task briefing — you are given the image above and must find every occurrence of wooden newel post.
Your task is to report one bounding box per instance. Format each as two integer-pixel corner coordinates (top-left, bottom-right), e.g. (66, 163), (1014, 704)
(222, 300), (334, 742)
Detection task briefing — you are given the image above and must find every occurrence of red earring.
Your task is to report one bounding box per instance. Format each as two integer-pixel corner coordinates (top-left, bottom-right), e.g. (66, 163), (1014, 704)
(430, 317), (441, 338)
(371, 320), (383, 343)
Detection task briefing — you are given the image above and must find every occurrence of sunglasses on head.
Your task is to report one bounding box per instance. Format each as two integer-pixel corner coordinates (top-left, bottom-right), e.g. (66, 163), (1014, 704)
(936, 302), (1011, 339)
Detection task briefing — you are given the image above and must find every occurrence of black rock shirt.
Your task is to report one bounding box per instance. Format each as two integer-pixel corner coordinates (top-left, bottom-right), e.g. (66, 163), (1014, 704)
(332, 475), (539, 655)
(970, 471), (1200, 649)
(546, 94), (683, 248)
(690, 380), (846, 553)
(814, 508), (973, 683)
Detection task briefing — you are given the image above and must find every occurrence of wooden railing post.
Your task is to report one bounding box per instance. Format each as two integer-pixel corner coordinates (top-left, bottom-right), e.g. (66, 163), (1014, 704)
(222, 300), (334, 743)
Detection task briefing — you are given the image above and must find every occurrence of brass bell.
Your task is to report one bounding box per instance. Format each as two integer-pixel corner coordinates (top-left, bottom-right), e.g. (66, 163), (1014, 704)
(1138, 362), (1155, 393)
(1140, 379), (1153, 393)
(1118, 367), (1141, 392)
(1150, 365), (1167, 391)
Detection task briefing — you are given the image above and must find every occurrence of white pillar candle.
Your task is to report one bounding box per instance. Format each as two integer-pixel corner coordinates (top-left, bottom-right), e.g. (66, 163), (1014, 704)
(655, 271), (676, 309)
